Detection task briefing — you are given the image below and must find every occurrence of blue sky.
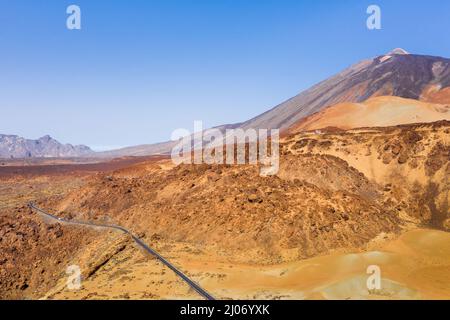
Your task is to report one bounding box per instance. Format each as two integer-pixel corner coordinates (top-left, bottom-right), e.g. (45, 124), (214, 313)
(1, 0), (450, 150)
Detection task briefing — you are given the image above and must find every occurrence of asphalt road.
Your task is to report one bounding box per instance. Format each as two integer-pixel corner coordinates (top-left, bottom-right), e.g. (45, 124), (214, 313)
(28, 202), (215, 300)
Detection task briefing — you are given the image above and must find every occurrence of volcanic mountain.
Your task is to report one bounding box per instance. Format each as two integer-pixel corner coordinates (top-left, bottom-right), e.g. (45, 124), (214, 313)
(4, 49), (450, 159)
(100, 49), (450, 157)
(239, 49), (450, 130)
(0, 134), (94, 158)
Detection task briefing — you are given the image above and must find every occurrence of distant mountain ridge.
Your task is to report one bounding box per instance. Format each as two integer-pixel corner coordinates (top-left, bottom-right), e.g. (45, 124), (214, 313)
(0, 134), (94, 158)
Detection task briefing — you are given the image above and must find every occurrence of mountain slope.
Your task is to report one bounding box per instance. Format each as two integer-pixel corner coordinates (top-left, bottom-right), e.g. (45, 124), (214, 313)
(288, 96), (450, 133)
(0, 134), (94, 158)
(96, 140), (178, 158)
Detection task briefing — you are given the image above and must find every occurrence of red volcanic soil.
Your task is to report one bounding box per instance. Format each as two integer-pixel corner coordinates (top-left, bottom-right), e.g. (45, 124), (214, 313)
(0, 155), (169, 178)
(287, 96), (450, 134)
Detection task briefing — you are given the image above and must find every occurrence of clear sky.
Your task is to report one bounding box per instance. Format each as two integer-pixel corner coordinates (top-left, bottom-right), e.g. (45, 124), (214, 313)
(1, 0), (450, 150)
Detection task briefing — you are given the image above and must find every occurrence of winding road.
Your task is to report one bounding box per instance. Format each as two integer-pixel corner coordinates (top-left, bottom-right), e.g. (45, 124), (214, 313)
(28, 202), (215, 300)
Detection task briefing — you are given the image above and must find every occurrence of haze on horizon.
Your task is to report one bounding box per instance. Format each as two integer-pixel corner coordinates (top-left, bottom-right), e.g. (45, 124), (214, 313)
(1, 0), (450, 151)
